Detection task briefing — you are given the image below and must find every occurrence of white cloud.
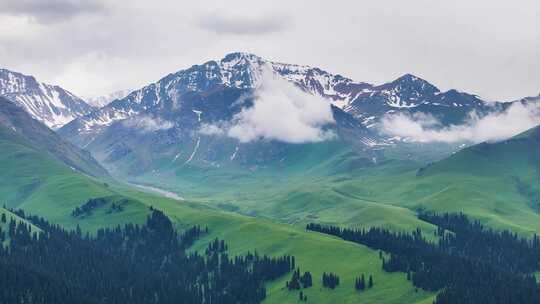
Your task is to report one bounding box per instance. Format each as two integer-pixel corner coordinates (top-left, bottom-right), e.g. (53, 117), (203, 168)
(0, 0), (106, 24)
(200, 69), (335, 143)
(199, 11), (289, 35)
(199, 123), (226, 136)
(380, 102), (540, 143)
(2, 0), (540, 100)
(122, 115), (174, 133)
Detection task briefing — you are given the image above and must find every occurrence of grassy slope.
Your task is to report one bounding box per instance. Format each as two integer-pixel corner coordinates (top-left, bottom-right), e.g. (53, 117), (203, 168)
(127, 125), (540, 236)
(0, 126), (434, 303)
(0, 126), (148, 229)
(0, 97), (109, 178)
(128, 144), (437, 234)
(115, 186), (435, 304)
(332, 129), (540, 235)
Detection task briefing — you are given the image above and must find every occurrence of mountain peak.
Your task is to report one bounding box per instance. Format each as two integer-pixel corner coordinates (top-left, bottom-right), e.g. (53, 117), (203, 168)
(221, 52), (262, 63)
(0, 68), (94, 129)
(383, 73), (440, 96)
(392, 74), (438, 89)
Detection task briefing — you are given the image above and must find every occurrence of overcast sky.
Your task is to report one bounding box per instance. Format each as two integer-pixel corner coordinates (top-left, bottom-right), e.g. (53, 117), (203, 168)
(1, 0), (539, 101)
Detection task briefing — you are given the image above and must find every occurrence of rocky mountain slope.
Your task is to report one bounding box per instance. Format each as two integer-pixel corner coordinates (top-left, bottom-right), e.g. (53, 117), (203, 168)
(60, 53), (512, 139)
(0, 68), (94, 129)
(58, 52), (538, 176)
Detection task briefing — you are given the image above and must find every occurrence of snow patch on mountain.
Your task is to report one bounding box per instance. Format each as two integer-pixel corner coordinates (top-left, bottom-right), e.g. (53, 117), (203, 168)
(0, 68), (93, 129)
(230, 146), (239, 161)
(184, 137), (200, 164)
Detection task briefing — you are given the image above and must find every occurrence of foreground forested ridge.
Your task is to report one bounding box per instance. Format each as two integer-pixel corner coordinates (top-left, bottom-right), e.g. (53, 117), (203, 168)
(0, 208), (294, 304)
(307, 212), (540, 304)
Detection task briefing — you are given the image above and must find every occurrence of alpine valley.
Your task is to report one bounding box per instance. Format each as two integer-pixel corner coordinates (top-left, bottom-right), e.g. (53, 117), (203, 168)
(2, 52), (540, 304)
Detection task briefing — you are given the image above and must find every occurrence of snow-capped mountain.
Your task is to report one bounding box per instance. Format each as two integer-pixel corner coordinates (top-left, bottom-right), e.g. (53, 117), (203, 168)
(58, 52), (515, 176)
(514, 93), (540, 104)
(345, 74), (498, 127)
(59, 52), (381, 175)
(59, 53), (375, 137)
(85, 89), (133, 108)
(0, 68), (94, 129)
(60, 53), (504, 138)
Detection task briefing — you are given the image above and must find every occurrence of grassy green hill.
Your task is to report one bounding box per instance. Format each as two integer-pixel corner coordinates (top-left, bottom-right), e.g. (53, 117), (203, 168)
(0, 97), (109, 178)
(0, 123), (149, 228)
(0, 112), (434, 303)
(328, 126), (540, 235)
(109, 186), (436, 304)
(4, 88), (538, 302)
(123, 124), (540, 237)
(125, 143), (436, 233)
(411, 126), (540, 233)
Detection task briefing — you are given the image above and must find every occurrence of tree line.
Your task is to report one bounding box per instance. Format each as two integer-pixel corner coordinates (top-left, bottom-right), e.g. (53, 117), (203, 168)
(307, 211), (540, 304)
(0, 207), (295, 304)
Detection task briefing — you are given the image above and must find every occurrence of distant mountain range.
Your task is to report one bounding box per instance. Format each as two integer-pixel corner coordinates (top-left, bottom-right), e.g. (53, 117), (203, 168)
(3, 53), (538, 135)
(2, 52), (539, 176)
(58, 53), (512, 134)
(53, 52), (539, 176)
(0, 68), (94, 129)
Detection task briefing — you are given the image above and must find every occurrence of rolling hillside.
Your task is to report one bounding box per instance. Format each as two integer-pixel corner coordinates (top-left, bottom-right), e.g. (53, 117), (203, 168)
(326, 125), (540, 235)
(0, 96), (109, 178)
(0, 97), (434, 304)
(412, 125), (540, 233)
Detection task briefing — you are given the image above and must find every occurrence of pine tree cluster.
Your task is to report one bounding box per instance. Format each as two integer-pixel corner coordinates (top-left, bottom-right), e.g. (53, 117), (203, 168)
(322, 272), (340, 289)
(354, 274), (373, 291)
(307, 211), (540, 304)
(0, 208), (295, 304)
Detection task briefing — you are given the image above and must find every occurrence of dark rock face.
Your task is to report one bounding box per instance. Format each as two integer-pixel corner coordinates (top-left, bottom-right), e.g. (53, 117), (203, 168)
(0, 68), (94, 129)
(56, 52), (533, 176)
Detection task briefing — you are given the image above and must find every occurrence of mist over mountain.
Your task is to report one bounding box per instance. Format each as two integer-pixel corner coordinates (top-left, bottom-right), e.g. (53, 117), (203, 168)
(85, 89), (133, 108)
(57, 53), (540, 176)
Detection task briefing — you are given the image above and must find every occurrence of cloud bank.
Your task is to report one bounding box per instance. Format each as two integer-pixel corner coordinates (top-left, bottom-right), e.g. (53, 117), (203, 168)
(1, 0), (106, 24)
(198, 11), (288, 35)
(380, 102), (540, 143)
(200, 70), (335, 143)
(123, 116), (174, 133)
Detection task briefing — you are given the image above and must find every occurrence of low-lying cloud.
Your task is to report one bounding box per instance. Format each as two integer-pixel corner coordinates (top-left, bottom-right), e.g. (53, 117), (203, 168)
(1, 0), (106, 24)
(200, 70), (335, 143)
(380, 101), (540, 143)
(123, 115), (174, 133)
(199, 11), (289, 35)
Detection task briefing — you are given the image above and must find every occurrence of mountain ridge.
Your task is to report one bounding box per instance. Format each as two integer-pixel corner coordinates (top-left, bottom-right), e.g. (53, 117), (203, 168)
(0, 96), (109, 178)
(60, 52), (516, 140)
(0, 68), (95, 129)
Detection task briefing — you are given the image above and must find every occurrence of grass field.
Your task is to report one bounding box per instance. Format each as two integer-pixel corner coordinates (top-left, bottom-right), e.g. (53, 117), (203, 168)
(0, 130), (435, 303)
(125, 129), (540, 237)
(111, 186), (436, 304)
(4, 117), (540, 302)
